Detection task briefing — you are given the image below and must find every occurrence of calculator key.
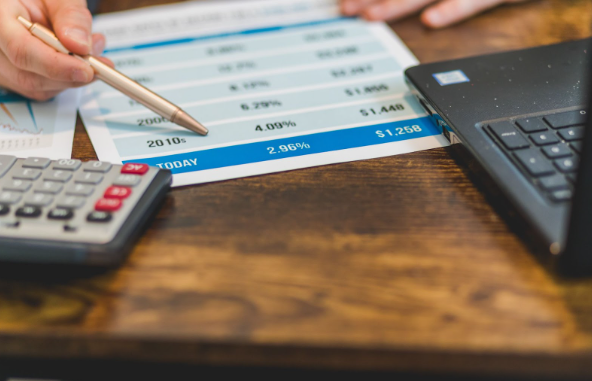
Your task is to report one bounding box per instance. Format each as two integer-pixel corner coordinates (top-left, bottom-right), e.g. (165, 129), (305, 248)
(65, 183), (95, 197)
(34, 181), (63, 194)
(74, 172), (104, 185)
(539, 174), (570, 191)
(516, 118), (548, 133)
(104, 186), (132, 199)
(567, 173), (578, 183)
(53, 159), (81, 171)
(12, 168), (41, 180)
(56, 195), (86, 209)
(530, 132), (559, 146)
(514, 149), (555, 177)
(0, 191), (22, 205)
(557, 127), (585, 142)
(489, 122), (530, 150)
(550, 189), (573, 202)
(121, 163), (149, 175)
(3, 179), (32, 192)
(44, 170), (72, 183)
(15, 206), (42, 218)
(542, 144), (572, 159)
(544, 110), (587, 128)
(0, 204), (9, 216)
(0, 155), (16, 178)
(48, 209), (74, 220)
(24, 193), (54, 207)
(571, 141), (583, 153)
(22, 157), (50, 169)
(87, 211), (112, 223)
(113, 174), (141, 187)
(95, 198), (122, 212)
(83, 161), (112, 173)
(555, 157), (579, 173)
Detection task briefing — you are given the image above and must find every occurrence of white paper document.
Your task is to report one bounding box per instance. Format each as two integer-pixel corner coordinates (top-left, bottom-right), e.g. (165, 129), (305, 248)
(0, 89), (78, 159)
(80, 0), (448, 187)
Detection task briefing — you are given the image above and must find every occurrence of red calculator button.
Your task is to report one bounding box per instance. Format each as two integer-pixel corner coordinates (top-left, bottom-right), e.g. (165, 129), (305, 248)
(95, 198), (122, 212)
(121, 163), (149, 175)
(104, 186), (132, 199)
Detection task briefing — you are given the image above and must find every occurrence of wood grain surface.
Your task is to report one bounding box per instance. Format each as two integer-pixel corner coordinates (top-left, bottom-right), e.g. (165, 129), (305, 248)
(2, 0), (592, 378)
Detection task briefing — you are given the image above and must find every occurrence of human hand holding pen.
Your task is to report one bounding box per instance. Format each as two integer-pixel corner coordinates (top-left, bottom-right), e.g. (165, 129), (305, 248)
(0, 0), (112, 101)
(341, 0), (534, 28)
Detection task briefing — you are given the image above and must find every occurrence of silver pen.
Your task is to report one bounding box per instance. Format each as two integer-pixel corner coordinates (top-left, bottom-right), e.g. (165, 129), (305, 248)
(17, 16), (208, 136)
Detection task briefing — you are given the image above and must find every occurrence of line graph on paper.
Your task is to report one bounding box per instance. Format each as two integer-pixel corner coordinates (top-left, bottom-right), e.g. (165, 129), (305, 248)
(0, 88), (54, 152)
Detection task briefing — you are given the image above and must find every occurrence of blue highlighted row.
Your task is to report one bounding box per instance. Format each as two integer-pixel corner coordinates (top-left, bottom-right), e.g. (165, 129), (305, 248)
(124, 117), (440, 174)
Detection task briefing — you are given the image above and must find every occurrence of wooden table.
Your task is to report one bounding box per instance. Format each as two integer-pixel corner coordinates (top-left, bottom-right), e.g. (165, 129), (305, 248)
(2, 0), (592, 379)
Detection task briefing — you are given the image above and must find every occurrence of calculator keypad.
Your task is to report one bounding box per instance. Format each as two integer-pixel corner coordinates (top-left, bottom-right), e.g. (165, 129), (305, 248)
(0, 157), (159, 244)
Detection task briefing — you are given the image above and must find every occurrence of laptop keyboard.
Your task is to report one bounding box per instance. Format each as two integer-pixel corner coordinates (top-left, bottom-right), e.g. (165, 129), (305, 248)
(486, 109), (586, 203)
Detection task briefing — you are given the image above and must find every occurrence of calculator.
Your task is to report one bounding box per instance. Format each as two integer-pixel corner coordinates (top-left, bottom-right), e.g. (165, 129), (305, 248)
(0, 156), (172, 266)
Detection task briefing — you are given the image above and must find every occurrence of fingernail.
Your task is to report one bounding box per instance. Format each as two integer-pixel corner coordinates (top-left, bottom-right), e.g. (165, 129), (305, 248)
(72, 69), (91, 83)
(93, 38), (105, 56)
(424, 10), (443, 27)
(65, 27), (92, 49)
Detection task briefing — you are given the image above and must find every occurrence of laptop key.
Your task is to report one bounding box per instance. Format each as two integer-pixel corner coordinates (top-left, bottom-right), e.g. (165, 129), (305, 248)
(530, 131), (559, 146)
(571, 141), (583, 153)
(544, 110), (587, 128)
(555, 157), (579, 173)
(542, 144), (572, 159)
(539, 174), (570, 191)
(557, 126), (585, 141)
(514, 149), (555, 177)
(516, 118), (548, 133)
(489, 122), (530, 150)
(550, 189), (573, 202)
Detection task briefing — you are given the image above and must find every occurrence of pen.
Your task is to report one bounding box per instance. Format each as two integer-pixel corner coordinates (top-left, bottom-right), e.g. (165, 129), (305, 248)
(17, 16), (208, 136)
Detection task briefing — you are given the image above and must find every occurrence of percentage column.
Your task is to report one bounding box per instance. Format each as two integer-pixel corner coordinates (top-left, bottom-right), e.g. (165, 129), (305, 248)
(255, 120), (297, 132)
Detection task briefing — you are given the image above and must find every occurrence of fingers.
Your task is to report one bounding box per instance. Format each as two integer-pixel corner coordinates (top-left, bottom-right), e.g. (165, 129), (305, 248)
(45, 0), (93, 55)
(356, 0), (439, 22)
(421, 0), (505, 28)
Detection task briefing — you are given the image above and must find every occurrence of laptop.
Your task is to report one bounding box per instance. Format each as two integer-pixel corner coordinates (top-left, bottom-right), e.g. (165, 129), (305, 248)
(405, 38), (592, 276)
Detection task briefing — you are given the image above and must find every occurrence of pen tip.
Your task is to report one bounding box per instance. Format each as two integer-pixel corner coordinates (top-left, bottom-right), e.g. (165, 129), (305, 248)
(17, 16), (33, 29)
(173, 110), (208, 136)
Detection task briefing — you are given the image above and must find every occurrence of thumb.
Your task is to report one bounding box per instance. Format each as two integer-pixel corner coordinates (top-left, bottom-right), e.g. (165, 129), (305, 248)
(45, 0), (93, 55)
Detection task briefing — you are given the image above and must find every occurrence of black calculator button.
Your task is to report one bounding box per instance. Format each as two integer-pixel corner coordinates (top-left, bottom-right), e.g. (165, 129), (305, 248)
(53, 159), (81, 171)
(530, 132), (559, 146)
(83, 161), (112, 173)
(0, 155), (16, 178)
(539, 174), (570, 191)
(516, 118), (548, 133)
(87, 211), (112, 223)
(0, 204), (9, 216)
(544, 110), (587, 128)
(489, 122), (530, 150)
(555, 157), (579, 173)
(514, 149), (555, 177)
(542, 144), (572, 159)
(557, 127), (585, 141)
(16, 206), (42, 218)
(12, 168), (41, 181)
(550, 189), (573, 202)
(22, 157), (50, 169)
(74, 172), (104, 184)
(43, 170), (72, 183)
(571, 141), (583, 153)
(48, 209), (74, 220)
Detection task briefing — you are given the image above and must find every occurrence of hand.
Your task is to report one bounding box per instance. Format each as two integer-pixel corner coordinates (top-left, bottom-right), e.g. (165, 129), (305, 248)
(341, 0), (532, 29)
(0, 0), (111, 101)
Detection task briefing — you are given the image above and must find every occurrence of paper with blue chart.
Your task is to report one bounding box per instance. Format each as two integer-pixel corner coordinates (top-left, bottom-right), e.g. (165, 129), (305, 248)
(0, 88), (78, 159)
(79, 0), (448, 187)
